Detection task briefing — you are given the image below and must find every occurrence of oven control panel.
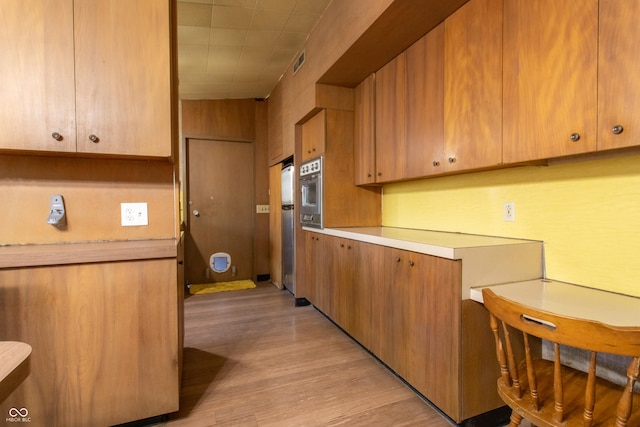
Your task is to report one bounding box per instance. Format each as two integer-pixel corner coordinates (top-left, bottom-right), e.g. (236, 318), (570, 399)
(300, 156), (322, 177)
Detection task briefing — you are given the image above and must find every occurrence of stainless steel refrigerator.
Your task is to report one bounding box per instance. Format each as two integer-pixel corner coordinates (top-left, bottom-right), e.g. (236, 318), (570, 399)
(281, 163), (295, 294)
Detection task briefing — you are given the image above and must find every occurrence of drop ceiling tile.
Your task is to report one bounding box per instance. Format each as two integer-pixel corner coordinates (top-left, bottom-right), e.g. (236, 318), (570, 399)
(178, 26), (211, 45)
(275, 31), (307, 49)
(245, 30), (280, 47)
(256, 0), (296, 12)
(211, 5), (254, 29)
(213, 0), (257, 7)
(293, 0), (330, 13)
(205, 72), (236, 84)
(181, 0), (214, 4)
(177, 2), (213, 27)
(178, 44), (210, 73)
(209, 28), (248, 46)
(250, 9), (289, 31)
(207, 46), (243, 73)
(285, 11), (321, 33)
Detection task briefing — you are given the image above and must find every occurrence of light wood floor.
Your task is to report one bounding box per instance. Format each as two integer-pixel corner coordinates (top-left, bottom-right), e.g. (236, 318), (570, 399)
(164, 282), (456, 427)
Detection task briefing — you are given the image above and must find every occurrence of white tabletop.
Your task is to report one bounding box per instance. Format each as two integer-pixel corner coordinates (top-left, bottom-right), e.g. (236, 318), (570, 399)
(471, 279), (640, 327)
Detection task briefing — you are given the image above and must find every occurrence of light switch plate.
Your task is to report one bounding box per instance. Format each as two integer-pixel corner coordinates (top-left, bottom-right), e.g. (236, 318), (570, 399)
(256, 205), (270, 214)
(121, 203), (148, 226)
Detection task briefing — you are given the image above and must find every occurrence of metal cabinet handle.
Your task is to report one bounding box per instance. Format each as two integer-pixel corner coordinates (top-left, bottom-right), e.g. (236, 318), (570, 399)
(409, 260), (415, 267)
(51, 132), (62, 141)
(432, 160), (440, 167)
(612, 125), (624, 135)
(192, 209), (200, 217)
(448, 156), (457, 164)
(89, 134), (99, 143)
(570, 132), (580, 142)
(395, 257), (401, 263)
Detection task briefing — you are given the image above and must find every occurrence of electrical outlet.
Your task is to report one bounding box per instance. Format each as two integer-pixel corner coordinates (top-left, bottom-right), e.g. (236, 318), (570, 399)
(121, 202), (148, 226)
(256, 205), (270, 214)
(503, 201), (515, 222)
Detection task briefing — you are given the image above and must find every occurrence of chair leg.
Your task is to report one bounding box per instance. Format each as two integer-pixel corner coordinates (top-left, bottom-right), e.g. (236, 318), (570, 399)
(508, 411), (523, 426)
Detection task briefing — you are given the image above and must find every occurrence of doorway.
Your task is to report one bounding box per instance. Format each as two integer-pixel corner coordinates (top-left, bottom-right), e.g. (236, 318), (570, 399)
(185, 138), (255, 285)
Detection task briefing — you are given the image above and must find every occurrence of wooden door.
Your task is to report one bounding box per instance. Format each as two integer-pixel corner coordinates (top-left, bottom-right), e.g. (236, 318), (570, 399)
(444, 0), (502, 171)
(185, 139), (254, 284)
(301, 110), (325, 162)
(597, 0), (640, 151)
(74, 0), (172, 157)
(503, 0), (598, 163)
(406, 24), (445, 178)
(353, 241), (383, 350)
(0, 0), (76, 153)
(331, 238), (354, 330)
(268, 164), (283, 288)
(354, 74), (376, 185)
(305, 232), (332, 313)
(375, 53), (406, 182)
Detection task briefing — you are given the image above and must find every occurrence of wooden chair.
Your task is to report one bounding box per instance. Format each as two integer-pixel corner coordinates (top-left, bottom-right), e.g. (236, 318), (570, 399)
(482, 288), (640, 426)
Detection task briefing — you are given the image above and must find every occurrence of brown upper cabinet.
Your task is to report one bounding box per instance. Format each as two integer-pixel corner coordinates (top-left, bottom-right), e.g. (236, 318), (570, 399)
(444, 0), (502, 171)
(503, 0), (598, 163)
(597, 0), (640, 151)
(301, 109), (326, 162)
(0, 0), (173, 158)
(375, 53), (407, 182)
(354, 74), (376, 185)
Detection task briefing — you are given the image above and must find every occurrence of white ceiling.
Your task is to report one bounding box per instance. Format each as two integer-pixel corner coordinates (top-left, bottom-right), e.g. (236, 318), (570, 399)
(177, 0), (331, 100)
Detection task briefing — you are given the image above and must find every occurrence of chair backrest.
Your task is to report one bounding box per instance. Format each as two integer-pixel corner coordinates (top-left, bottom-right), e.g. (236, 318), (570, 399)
(482, 287), (640, 426)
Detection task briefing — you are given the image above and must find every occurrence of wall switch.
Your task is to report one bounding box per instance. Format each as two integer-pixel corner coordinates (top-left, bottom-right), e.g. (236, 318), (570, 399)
(256, 205), (270, 214)
(121, 203), (148, 226)
(503, 201), (515, 222)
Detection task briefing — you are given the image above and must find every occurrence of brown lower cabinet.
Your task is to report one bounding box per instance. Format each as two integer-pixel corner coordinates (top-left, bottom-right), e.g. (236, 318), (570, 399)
(305, 231), (504, 423)
(0, 258), (179, 427)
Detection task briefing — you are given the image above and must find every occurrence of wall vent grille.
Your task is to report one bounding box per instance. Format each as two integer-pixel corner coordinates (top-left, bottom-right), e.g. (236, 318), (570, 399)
(293, 50), (305, 74)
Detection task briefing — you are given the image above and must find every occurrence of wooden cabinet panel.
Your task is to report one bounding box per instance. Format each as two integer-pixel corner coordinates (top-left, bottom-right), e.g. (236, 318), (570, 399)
(444, 0), (502, 171)
(503, 0), (598, 163)
(268, 83), (284, 164)
(301, 109), (325, 162)
(0, 0), (173, 158)
(0, 1), (76, 153)
(597, 0), (640, 151)
(375, 53), (406, 182)
(269, 164), (283, 288)
(0, 259), (179, 426)
(331, 238), (355, 329)
(351, 240), (382, 349)
(305, 232), (332, 314)
(406, 24), (445, 178)
(354, 74), (376, 185)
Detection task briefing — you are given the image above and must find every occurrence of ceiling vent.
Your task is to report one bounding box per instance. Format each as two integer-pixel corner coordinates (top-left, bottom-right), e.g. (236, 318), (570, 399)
(293, 50), (305, 75)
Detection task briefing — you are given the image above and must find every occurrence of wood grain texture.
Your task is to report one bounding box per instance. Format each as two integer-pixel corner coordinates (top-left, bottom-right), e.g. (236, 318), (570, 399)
(375, 53), (407, 182)
(444, 0), (502, 171)
(503, 0), (598, 163)
(166, 282), (454, 427)
(0, 342), (31, 404)
(181, 99), (256, 142)
(354, 74), (377, 185)
(301, 109), (326, 162)
(268, 164), (283, 288)
(74, 0), (172, 157)
(597, 0), (640, 151)
(0, 259), (179, 427)
(406, 23), (445, 178)
(0, 1), (76, 153)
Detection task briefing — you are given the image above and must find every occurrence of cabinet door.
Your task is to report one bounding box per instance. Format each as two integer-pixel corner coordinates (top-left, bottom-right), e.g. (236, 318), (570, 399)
(331, 238), (355, 330)
(444, 0), (502, 171)
(375, 53), (406, 182)
(301, 110), (325, 162)
(0, 259), (179, 426)
(305, 232), (332, 313)
(406, 24), (445, 178)
(503, 0), (597, 163)
(74, 0), (173, 157)
(0, 0), (76, 153)
(597, 0), (640, 151)
(352, 240), (383, 349)
(354, 74), (376, 185)
(405, 253), (461, 420)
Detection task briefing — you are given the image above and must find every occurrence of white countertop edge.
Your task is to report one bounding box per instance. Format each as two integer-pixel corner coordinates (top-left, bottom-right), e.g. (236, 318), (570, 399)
(304, 226), (457, 259)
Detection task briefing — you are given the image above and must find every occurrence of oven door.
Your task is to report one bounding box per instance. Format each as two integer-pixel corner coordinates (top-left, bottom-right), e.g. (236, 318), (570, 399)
(299, 174), (322, 228)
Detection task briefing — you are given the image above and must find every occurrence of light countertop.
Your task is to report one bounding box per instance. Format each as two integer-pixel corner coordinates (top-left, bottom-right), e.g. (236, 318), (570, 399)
(470, 279), (640, 327)
(304, 226), (544, 297)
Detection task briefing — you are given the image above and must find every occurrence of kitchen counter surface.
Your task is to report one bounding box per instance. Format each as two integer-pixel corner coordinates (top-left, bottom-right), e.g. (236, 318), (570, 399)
(470, 279), (640, 327)
(305, 226), (544, 297)
(0, 238), (177, 269)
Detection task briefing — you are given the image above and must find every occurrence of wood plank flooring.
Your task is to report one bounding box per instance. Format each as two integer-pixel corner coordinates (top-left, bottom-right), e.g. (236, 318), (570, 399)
(164, 282), (456, 426)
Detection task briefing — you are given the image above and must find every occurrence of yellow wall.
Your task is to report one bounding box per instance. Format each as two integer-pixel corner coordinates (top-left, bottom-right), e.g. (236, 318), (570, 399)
(382, 153), (640, 297)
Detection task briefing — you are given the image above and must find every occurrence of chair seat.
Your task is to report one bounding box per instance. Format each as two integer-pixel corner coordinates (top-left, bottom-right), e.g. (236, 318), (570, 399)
(498, 359), (640, 427)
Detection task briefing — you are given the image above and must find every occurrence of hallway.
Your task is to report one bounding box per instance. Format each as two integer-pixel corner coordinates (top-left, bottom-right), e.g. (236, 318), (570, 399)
(165, 282), (455, 426)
